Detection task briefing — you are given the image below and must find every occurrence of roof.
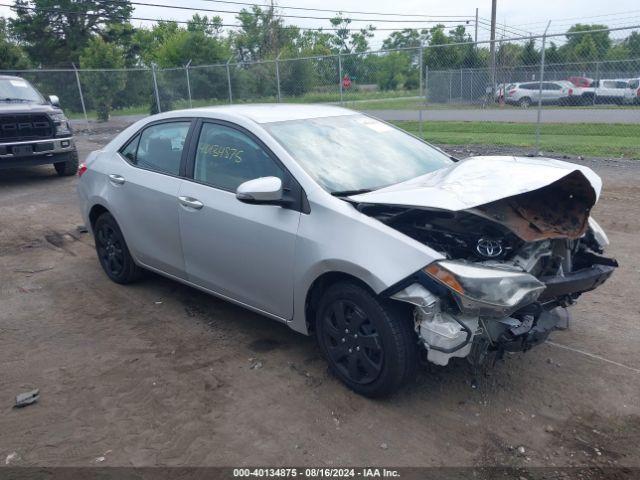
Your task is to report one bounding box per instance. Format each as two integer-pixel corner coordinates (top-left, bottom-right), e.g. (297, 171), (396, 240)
(185, 103), (358, 124)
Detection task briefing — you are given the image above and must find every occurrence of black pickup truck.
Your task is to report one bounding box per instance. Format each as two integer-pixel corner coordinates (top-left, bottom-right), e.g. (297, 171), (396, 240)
(0, 75), (78, 176)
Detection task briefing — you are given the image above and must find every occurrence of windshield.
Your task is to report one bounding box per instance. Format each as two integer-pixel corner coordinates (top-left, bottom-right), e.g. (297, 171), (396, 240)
(264, 114), (452, 193)
(0, 78), (45, 103)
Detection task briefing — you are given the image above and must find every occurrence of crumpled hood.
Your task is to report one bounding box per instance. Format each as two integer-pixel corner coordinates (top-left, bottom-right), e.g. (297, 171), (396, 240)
(350, 156), (603, 242)
(350, 156), (601, 211)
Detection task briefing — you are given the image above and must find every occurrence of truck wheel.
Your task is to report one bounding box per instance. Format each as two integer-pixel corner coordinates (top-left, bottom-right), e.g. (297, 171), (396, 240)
(94, 212), (142, 284)
(54, 151), (79, 177)
(315, 281), (418, 398)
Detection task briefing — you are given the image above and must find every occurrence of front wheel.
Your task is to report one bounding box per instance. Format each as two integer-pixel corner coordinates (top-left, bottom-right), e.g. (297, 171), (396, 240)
(518, 97), (531, 108)
(315, 281), (418, 397)
(54, 151), (79, 177)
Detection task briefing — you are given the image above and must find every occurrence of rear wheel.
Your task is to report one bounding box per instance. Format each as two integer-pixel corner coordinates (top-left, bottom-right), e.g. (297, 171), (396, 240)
(518, 97), (531, 108)
(94, 212), (141, 284)
(315, 281), (418, 397)
(54, 151), (79, 177)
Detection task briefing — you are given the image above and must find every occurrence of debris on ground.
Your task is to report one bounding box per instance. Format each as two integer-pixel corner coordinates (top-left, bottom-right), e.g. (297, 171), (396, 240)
(14, 389), (40, 408)
(249, 358), (263, 370)
(5, 452), (20, 465)
(380, 442), (389, 450)
(516, 446), (526, 456)
(77, 225), (89, 234)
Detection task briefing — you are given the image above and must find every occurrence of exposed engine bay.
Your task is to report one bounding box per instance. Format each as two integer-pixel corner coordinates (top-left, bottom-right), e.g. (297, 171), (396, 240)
(353, 166), (618, 367)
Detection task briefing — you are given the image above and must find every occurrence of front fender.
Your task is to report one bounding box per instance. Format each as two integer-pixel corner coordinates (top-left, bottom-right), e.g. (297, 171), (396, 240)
(289, 198), (443, 335)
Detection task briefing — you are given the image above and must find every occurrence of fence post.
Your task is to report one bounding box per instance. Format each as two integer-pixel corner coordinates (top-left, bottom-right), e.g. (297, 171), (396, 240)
(418, 46), (423, 138)
(226, 57), (233, 104)
(535, 21), (552, 154)
(185, 59), (192, 108)
(151, 63), (161, 114)
(460, 68), (463, 101)
(338, 53), (343, 105)
(275, 53), (282, 103)
(593, 61), (600, 105)
(425, 65), (429, 103)
(449, 71), (453, 103)
(71, 63), (88, 123)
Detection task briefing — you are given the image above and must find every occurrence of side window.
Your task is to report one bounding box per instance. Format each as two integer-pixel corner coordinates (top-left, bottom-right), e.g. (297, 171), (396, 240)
(193, 122), (284, 191)
(135, 121), (191, 175)
(120, 134), (140, 163)
(602, 81), (615, 89)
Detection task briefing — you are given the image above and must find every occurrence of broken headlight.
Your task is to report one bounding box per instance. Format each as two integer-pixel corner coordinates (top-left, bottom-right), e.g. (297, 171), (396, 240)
(424, 260), (546, 316)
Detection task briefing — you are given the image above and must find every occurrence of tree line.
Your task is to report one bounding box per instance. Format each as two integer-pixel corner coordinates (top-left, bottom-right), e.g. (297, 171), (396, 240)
(1, 0), (639, 119)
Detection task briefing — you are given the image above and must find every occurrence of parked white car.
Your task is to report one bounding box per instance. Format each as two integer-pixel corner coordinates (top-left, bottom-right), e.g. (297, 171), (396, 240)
(576, 79), (630, 105)
(505, 81), (578, 107)
(624, 78), (640, 104)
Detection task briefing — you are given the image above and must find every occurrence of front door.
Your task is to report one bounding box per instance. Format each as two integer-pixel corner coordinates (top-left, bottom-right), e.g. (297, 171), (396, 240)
(178, 120), (301, 319)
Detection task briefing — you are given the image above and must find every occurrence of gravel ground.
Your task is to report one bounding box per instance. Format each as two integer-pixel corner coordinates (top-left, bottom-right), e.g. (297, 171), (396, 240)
(0, 121), (639, 471)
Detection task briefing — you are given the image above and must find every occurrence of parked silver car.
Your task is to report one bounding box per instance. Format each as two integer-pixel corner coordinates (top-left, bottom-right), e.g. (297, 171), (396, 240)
(77, 105), (617, 397)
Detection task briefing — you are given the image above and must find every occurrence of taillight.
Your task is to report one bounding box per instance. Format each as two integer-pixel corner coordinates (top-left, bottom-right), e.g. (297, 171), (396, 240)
(508, 89), (516, 96)
(78, 163), (87, 177)
(637, 87), (640, 97)
(568, 88), (573, 96)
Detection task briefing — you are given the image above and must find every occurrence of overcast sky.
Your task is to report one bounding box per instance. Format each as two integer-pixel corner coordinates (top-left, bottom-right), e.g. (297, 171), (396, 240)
(1, 0), (639, 48)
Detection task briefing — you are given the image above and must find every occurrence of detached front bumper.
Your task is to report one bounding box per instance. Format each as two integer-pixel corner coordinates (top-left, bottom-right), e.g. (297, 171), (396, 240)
(0, 137), (76, 169)
(538, 263), (617, 303)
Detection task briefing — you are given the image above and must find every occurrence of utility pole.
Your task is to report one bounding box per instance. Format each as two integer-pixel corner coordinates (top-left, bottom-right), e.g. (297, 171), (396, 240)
(475, 8), (479, 44)
(489, 0), (497, 96)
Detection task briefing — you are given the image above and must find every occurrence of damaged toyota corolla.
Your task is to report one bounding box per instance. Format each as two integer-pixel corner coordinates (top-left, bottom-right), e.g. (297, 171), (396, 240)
(78, 105), (617, 398)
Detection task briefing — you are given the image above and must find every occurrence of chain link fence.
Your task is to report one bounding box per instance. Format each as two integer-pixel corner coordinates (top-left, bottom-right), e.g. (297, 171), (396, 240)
(2, 24), (638, 158)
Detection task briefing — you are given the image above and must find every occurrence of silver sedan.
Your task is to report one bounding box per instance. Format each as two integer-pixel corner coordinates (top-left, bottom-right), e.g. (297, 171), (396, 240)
(77, 105), (616, 397)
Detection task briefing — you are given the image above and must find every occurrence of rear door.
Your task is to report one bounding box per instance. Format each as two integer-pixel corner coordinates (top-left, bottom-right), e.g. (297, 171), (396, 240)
(177, 119), (302, 319)
(109, 119), (193, 278)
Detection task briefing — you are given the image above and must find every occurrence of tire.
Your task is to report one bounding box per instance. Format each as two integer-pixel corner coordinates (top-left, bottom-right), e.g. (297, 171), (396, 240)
(93, 212), (141, 284)
(315, 281), (418, 398)
(54, 150), (79, 177)
(518, 97), (531, 108)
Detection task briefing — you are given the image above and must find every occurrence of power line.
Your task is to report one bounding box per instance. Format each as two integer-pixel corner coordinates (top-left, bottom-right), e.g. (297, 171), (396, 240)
(194, 0), (473, 19)
(511, 9), (640, 28)
(4, 2), (471, 31)
(107, 0), (475, 24)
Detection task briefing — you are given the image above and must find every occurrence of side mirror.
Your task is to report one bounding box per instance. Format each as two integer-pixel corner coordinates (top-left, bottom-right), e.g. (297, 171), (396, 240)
(236, 176), (283, 205)
(49, 95), (60, 107)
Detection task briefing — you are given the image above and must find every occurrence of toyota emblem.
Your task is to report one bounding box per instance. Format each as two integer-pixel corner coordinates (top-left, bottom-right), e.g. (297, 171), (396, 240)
(476, 238), (504, 258)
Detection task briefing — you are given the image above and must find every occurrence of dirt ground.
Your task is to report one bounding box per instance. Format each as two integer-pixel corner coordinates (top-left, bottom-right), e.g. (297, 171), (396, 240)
(1, 121), (639, 471)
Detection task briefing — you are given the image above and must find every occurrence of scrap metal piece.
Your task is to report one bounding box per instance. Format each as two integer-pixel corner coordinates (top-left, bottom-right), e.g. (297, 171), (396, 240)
(15, 389), (39, 408)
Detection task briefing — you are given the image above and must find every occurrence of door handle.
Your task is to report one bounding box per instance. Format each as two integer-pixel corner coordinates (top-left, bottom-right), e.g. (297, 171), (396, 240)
(178, 196), (204, 210)
(108, 174), (125, 185)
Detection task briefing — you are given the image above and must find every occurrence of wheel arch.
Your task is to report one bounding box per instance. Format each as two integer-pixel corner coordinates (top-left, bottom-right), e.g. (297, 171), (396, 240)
(303, 271), (380, 335)
(88, 203), (111, 232)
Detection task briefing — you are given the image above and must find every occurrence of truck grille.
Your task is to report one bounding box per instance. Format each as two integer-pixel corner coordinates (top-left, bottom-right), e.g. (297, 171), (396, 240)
(0, 114), (54, 142)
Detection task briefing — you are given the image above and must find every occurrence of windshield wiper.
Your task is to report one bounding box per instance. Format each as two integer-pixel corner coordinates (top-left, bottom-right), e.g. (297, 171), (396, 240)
(331, 188), (373, 197)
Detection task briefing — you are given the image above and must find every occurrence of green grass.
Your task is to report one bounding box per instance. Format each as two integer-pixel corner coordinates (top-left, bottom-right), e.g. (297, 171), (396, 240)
(393, 121), (640, 159)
